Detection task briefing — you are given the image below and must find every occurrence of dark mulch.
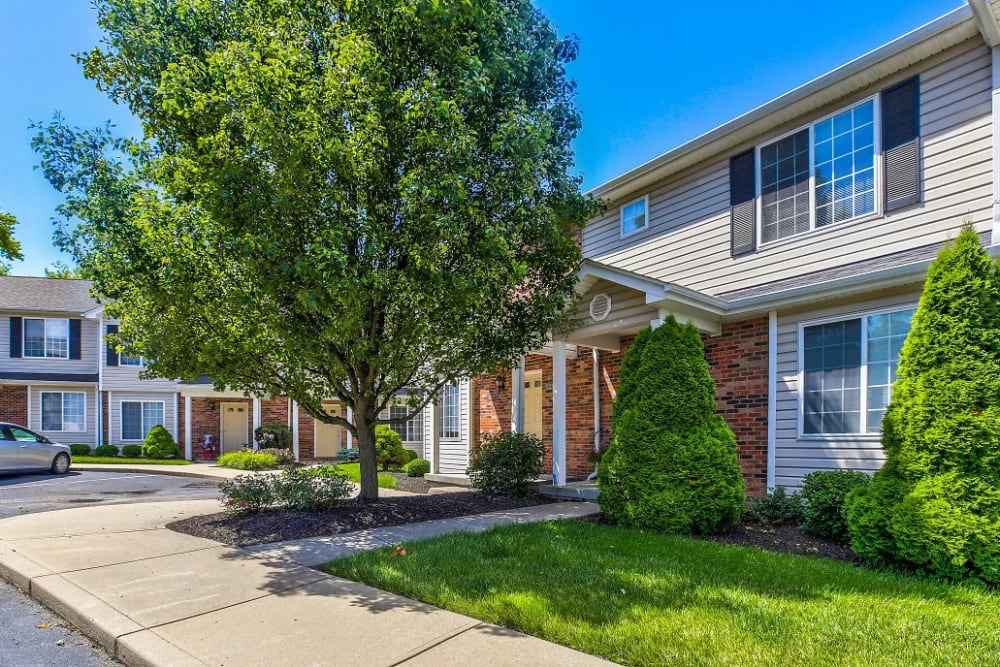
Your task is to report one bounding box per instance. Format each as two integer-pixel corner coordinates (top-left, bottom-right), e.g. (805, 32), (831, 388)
(582, 513), (859, 563)
(382, 471), (452, 494)
(167, 492), (554, 546)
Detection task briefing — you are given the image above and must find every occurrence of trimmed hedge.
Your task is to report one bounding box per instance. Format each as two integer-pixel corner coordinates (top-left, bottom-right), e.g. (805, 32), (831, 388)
(845, 227), (1000, 584)
(69, 444), (91, 457)
(142, 425), (180, 459)
(468, 432), (543, 496)
(402, 448), (419, 464)
(121, 444), (144, 458)
(94, 444), (119, 457)
(799, 470), (870, 541)
(405, 458), (431, 477)
(598, 319), (744, 535)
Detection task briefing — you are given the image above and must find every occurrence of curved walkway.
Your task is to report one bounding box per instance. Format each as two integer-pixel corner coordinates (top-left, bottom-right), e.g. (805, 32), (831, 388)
(0, 499), (610, 666)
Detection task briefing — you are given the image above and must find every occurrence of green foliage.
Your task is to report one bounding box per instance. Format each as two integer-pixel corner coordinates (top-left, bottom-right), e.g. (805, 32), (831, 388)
(142, 425), (180, 459)
(257, 447), (294, 466)
(304, 463), (396, 489)
(34, 0), (599, 501)
(598, 319), (744, 535)
(845, 227), (1000, 583)
(254, 423), (292, 450)
(799, 471), (870, 541)
(69, 443), (91, 457)
(121, 444), (144, 458)
(272, 467), (353, 511)
(44, 261), (85, 279)
(744, 487), (804, 526)
(72, 456), (192, 465)
(375, 425), (407, 471)
(94, 444), (119, 457)
(0, 210), (22, 275)
(219, 474), (275, 514)
(468, 432), (544, 496)
(402, 448), (419, 464)
(338, 448), (360, 463)
(405, 458), (431, 477)
(218, 450), (278, 471)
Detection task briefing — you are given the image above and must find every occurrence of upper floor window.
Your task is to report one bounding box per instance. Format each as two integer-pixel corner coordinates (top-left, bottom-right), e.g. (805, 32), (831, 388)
(390, 404), (423, 443)
(760, 98), (877, 244)
(119, 352), (143, 367)
(24, 318), (69, 359)
(620, 196), (648, 237)
(801, 307), (913, 435)
(439, 383), (460, 440)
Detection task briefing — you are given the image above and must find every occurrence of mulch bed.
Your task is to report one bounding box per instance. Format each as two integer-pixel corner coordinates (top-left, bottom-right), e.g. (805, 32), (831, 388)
(382, 471), (452, 494)
(167, 492), (554, 546)
(582, 514), (858, 563)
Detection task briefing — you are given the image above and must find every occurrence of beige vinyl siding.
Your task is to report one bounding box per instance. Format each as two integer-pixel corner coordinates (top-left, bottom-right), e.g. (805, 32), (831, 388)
(100, 320), (177, 391)
(0, 313), (98, 376)
(583, 40), (993, 297)
(571, 280), (657, 330)
(28, 385), (98, 445)
(437, 379), (470, 474)
(109, 391), (177, 444)
(773, 289), (921, 489)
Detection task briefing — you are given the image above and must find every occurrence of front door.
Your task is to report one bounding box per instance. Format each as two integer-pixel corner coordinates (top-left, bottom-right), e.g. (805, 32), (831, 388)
(524, 370), (543, 440)
(220, 403), (248, 454)
(314, 419), (342, 458)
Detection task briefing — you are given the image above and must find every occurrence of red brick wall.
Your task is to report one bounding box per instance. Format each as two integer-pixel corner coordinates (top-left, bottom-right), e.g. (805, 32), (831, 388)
(0, 384), (28, 426)
(100, 391), (110, 444)
(261, 397), (289, 428)
(703, 317), (770, 497)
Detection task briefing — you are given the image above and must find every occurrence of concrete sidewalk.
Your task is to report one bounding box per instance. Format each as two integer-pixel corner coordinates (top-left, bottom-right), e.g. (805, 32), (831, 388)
(0, 499), (612, 666)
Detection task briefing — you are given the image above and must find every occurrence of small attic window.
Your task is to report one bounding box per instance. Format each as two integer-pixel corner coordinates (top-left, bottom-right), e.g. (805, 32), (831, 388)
(620, 196), (648, 237)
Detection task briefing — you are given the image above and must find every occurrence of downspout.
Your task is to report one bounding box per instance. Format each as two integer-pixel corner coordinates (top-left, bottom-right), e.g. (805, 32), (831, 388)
(587, 347), (601, 482)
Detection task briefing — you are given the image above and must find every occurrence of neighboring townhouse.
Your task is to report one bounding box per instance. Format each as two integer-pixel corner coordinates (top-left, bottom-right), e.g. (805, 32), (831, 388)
(462, 2), (1000, 495)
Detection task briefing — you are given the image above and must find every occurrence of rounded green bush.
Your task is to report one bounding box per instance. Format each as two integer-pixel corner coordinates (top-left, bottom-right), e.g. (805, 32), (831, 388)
(845, 227), (1000, 583)
(598, 318), (744, 535)
(94, 444), (119, 457)
(402, 448), (419, 464)
(799, 470), (870, 541)
(121, 444), (144, 458)
(468, 432), (543, 496)
(254, 423), (293, 450)
(405, 458), (431, 477)
(141, 425), (180, 459)
(69, 443), (91, 457)
(375, 425), (407, 471)
(744, 487), (803, 526)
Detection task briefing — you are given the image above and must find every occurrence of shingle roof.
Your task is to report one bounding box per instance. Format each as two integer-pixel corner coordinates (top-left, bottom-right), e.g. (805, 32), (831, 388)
(0, 276), (99, 314)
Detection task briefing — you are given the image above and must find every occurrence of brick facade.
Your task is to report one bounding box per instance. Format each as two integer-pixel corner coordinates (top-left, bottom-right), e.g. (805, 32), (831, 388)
(187, 397), (252, 460)
(0, 385), (28, 426)
(470, 317), (770, 496)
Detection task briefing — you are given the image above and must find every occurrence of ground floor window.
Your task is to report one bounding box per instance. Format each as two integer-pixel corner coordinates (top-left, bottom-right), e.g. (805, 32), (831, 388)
(390, 403), (423, 442)
(439, 383), (460, 439)
(802, 307), (914, 435)
(121, 400), (165, 440)
(40, 392), (86, 432)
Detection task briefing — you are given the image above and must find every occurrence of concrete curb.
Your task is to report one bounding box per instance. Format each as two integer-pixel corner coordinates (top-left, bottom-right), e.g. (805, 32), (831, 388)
(71, 464), (235, 481)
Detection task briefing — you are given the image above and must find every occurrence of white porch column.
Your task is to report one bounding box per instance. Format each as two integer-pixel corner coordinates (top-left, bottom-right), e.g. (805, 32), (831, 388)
(511, 355), (525, 433)
(552, 339), (567, 487)
(184, 395), (192, 460)
(346, 406), (354, 448)
(291, 400), (300, 461)
(252, 397), (262, 448)
(430, 396), (441, 474)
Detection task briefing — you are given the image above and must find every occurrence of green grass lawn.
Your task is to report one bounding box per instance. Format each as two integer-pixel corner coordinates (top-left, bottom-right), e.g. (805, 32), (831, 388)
(73, 456), (192, 465)
(330, 462), (396, 489)
(325, 519), (1000, 667)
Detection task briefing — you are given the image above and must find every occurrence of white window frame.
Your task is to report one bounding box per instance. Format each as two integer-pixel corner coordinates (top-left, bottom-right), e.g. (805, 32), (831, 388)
(619, 195), (650, 238)
(389, 402), (423, 443)
(797, 304), (915, 440)
(118, 352), (144, 367)
(756, 94), (881, 248)
(119, 400), (166, 442)
(23, 318), (70, 360)
(39, 391), (87, 433)
(439, 383), (461, 441)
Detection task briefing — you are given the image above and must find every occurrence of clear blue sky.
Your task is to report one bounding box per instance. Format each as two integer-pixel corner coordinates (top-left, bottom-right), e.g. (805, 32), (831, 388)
(0, 0), (961, 276)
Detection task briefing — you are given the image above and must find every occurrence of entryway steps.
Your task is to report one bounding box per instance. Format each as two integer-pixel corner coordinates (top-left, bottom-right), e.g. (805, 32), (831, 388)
(539, 481), (600, 501)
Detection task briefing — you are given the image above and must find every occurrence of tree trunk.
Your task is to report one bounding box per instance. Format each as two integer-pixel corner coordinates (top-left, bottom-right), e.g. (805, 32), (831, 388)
(354, 406), (380, 501)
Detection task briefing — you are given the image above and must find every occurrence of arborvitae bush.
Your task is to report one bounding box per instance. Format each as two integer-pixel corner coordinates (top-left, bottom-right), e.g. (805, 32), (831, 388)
(845, 227), (1000, 584)
(598, 317), (744, 534)
(374, 425), (407, 471)
(142, 424), (180, 459)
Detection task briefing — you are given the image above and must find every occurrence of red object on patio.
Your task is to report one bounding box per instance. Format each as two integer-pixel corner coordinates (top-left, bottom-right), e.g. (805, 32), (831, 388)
(200, 434), (218, 461)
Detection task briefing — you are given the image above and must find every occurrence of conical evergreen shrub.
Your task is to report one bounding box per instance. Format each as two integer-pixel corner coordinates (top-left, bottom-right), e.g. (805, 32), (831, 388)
(845, 226), (1000, 584)
(598, 317), (744, 534)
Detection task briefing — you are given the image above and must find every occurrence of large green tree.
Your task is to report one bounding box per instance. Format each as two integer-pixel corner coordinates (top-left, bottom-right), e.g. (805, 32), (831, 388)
(34, 0), (595, 499)
(845, 226), (1000, 583)
(0, 210), (23, 276)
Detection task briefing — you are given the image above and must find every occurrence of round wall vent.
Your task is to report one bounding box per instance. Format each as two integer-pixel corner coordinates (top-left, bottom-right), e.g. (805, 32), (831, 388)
(589, 292), (612, 321)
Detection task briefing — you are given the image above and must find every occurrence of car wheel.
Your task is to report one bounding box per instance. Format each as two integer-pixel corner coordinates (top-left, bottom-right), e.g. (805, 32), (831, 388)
(51, 453), (70, 475)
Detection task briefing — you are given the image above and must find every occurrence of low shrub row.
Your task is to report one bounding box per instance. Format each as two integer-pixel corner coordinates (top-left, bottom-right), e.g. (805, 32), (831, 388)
(744, 470), (871, 543)
(219, 468), (353, 513)
(218, 450), (278, 470)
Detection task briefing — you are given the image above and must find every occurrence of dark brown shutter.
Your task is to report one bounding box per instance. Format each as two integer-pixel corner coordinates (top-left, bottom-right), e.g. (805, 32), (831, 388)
(9, 317), (22, 358)
(881, 76), (920, 211)
(69, 319), (82, 360)
(730, 149), (756, 256)
(105, 323), (119, 366)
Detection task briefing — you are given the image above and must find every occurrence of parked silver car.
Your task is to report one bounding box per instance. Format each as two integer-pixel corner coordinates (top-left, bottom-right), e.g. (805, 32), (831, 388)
(0, 423), (72, 475)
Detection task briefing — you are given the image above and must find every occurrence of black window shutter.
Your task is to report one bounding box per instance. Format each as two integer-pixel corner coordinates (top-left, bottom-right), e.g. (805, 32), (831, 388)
(69, 319), (82, 360)
(9, 317), (22, 358)
(730, 149), (756, 256)
(881, 76), (920, 211)
(106, 323), (119, 366)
